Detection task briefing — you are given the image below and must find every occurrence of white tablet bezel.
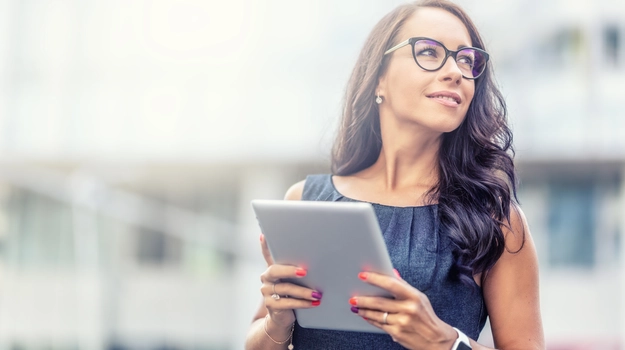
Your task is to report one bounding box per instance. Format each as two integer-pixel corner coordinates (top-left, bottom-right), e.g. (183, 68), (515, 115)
(251, 199), (396, 333)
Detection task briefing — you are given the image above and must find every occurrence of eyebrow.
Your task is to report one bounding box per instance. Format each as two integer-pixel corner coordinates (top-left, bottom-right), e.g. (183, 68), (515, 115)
(411, 36), (473, 49)
(428, 41), (472, 50)
(384, 37), (476, 56)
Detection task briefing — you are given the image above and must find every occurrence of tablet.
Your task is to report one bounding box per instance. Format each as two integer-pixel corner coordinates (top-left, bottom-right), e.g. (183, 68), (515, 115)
(251, 199), (396, 333)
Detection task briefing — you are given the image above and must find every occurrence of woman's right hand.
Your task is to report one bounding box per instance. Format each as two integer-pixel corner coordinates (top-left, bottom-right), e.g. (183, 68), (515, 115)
(259, 233), (323, 329)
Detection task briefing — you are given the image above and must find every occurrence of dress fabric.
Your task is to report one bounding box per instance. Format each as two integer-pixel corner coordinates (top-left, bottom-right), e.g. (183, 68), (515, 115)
(292, 174), (487, 350)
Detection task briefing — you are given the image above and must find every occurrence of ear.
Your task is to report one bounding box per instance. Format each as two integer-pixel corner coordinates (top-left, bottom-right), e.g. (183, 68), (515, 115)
(376, 73), (388, 98)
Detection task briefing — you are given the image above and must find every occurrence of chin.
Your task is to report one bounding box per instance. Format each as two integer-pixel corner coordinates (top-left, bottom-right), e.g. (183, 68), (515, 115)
(394, 110), (466, 133)
(430, 118), (465, 134)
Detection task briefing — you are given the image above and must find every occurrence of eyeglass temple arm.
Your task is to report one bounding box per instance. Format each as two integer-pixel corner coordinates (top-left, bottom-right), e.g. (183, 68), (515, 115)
(384, 39), (410, 55)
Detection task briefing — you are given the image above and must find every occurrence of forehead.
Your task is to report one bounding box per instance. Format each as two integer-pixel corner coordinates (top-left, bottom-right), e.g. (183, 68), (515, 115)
(399, 7), (472, 48)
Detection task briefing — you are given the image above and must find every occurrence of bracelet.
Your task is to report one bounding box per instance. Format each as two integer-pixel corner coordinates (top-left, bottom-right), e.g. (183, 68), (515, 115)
(264, 314), (295, 349)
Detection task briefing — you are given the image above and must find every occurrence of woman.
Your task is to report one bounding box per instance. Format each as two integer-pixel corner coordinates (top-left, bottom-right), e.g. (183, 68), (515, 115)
(245, 1), (544, 349)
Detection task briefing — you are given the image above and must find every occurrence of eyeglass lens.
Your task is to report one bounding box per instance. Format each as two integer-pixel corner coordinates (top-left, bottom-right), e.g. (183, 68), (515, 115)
(413, 39), (486, 78)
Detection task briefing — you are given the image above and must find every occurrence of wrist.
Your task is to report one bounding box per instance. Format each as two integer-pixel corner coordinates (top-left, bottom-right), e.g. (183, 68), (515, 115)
(266, 314), (294, 333)
(450, 327), (472, 350)
(438, 324), (458, 350)
(263, 314), (294, 346)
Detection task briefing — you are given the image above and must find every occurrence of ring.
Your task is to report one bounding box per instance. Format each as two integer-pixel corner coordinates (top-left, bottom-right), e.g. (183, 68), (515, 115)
(272, 283), (280, 300)
(382, 312), (389, 325)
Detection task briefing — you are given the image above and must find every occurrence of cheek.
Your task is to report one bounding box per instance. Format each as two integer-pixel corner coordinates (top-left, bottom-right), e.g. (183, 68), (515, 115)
(464, 86), (476, 111)
(387, 65), (428, 100)
(395, 79), (428, 109)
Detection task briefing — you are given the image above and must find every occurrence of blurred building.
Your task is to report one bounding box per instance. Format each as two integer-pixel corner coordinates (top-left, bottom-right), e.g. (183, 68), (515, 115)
(0, 0), (623, 349)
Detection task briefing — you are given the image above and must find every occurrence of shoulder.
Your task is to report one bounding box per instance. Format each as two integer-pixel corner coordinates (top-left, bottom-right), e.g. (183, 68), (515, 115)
(485, 202), (538, 287)
(284, 179), (306, 200)
(502, 202), (529, 253)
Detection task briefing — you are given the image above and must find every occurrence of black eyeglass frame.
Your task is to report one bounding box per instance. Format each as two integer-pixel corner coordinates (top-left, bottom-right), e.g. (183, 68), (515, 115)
(384, 37), (490, 80)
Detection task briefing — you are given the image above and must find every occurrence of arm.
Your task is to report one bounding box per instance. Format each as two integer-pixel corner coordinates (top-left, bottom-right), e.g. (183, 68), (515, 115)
(245, 180), (308, 350)
(480, 205), (545, 350)
(351, 204), (544, 350)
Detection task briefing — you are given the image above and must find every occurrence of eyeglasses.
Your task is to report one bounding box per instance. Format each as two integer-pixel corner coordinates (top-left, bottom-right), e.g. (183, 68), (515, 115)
(384, 37), (489, 80)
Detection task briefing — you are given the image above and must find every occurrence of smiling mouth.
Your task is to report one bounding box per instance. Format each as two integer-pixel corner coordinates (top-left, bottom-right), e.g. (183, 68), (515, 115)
(427, 95), (461, 104)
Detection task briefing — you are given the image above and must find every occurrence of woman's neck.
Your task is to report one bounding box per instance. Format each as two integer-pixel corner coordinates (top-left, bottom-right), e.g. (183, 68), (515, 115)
(362, 120), (442, 194)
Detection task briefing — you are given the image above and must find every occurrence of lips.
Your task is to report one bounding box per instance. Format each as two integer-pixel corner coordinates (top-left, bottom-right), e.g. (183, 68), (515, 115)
(426, 91), (462, 104)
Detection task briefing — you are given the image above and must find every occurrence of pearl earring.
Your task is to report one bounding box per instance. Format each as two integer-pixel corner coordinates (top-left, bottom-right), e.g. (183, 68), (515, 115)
(375, 93), (382, 104)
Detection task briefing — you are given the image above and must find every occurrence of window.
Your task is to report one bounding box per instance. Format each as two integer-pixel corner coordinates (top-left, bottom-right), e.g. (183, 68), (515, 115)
(136, 228), (182, 266)
(536, 27), (584, 69)
(603, 25), (620, 66)
(547, 180), (595, 268)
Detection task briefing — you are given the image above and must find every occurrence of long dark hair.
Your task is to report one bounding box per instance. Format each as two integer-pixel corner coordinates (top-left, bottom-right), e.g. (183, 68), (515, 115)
(331, 0), (521, 286)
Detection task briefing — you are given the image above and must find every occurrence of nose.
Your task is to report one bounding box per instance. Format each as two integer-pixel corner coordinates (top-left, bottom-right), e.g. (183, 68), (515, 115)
(438, 55), (463, 84)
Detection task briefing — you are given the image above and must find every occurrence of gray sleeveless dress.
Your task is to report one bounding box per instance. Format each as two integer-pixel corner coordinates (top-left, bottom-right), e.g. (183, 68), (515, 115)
(292, 174), (487, 349)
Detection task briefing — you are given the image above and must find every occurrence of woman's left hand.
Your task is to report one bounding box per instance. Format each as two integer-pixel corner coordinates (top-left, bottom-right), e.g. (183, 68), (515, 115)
(350, 271), (458, 350)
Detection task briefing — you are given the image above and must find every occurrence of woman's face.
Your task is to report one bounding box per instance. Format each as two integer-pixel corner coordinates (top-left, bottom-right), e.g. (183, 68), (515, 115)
(378, 7), (475, 134)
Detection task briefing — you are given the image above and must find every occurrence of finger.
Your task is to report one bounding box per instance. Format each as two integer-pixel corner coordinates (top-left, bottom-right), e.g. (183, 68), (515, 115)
(265, 296), (322, 311)
(260, 233), (274, 266)
(262, 282), (322, 301)
(393, 268), (403, 280)
(358, 271), (413, 299)
(260, 264), (308, 283)
(349, 295), (403, 314)
(361, 316), (397, 340)
(357, 308), (401, 329)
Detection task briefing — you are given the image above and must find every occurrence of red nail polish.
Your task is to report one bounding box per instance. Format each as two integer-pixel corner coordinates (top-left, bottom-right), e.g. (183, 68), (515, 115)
(362, 317), (368, 321)
(349, 297), (357, 306)
(312, 300), (321, 306)
(260, 234), (264, 242)
(296, 268), (307, 277)
(393, 269), (401, 278)
(358, 272), (368, 280)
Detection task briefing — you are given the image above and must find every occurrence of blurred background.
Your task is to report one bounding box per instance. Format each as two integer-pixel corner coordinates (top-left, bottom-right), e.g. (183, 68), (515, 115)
(0, 0), (623, 349)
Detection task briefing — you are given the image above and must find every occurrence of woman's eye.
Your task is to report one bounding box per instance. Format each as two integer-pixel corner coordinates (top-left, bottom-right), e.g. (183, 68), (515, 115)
(417, 49), (437, 57)
(457, 55), (474, 65)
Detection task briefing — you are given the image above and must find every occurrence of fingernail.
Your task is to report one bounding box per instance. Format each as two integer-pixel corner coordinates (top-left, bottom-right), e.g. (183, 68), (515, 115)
(362, 317), (368, 321)
(312, 300), (321, 306)
(393, 269), (401, 278)
(349, 297), (357, 306)
(296, 268), (307, 277)
(260, 234), (264, 242)
(350, 306), (359, 314)
(358, 272), (368, 280)
(312, 291), (323, 299)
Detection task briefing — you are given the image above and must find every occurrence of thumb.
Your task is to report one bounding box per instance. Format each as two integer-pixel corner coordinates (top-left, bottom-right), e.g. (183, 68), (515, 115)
(260, 233), (274, 266)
